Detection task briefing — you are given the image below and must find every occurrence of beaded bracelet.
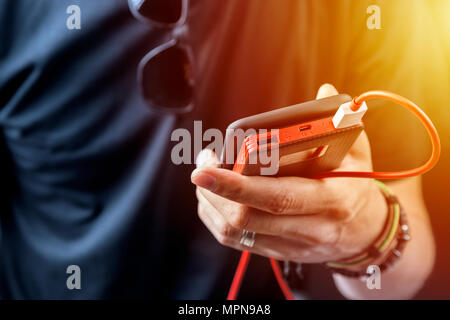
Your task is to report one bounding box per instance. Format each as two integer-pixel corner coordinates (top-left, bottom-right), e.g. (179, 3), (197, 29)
(325, 180), (410, 278)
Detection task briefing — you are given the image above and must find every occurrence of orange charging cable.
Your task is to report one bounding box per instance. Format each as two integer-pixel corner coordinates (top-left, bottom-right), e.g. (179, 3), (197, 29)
(314, 91), (441, 179)
(226, 90), (441, 300)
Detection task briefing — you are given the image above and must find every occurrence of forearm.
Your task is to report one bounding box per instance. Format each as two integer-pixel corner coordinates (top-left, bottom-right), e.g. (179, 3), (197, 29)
(333, 177), (435, 299)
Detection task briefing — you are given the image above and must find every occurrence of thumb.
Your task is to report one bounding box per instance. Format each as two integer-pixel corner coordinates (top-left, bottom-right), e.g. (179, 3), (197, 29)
(316, 83), (339, 99)
(195, 148), (220, 168)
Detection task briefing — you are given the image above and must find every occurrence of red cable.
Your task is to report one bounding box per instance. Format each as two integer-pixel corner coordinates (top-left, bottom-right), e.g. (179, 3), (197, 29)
(227, 90), (441, 300)
(227, 253), (295, 300)
(269, 258), (295, 300)
(227, 250), (251, 300)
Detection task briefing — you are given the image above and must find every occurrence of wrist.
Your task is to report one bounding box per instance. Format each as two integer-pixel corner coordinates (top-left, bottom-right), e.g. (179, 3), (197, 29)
(325, 181), (410, 278)
(350, 181), (389, 270)
(335, 180), (389, 262)
(326, 181), (409, 275)
(359, 180), (389, 252)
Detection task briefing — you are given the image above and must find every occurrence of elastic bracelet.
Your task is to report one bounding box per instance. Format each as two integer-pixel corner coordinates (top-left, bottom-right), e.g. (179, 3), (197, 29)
(324, 180), (410, 278)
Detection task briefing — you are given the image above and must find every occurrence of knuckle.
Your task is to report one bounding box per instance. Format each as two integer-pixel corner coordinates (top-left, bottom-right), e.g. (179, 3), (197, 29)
(216, 233), (233, 246)
(325, 184), (355, 221)
(197, 204), (206, 220)
(320, 224), (342, 246)
(218, 222), (236, 240)
(329, 205), (352, 221)
(337, 197), (357, 221)
(270, 191), (295, 214)
(229, 206), (250, 229)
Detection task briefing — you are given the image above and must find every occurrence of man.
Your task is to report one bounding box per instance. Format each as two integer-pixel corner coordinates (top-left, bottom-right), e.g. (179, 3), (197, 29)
(0, 0), (440, 299)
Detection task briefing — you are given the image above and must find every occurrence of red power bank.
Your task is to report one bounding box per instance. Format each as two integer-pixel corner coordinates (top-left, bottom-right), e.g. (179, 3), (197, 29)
(232, 116), (364, 177)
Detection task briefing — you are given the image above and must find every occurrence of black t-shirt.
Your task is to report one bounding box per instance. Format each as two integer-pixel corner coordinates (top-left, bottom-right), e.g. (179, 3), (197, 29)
(0, 0), (435, 299)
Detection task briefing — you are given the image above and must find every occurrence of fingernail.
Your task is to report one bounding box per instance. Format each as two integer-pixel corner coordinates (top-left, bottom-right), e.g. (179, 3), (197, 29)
(196, 149), (219, 168)
(195, 150), (210, 168)
(191, 169), (217, 191)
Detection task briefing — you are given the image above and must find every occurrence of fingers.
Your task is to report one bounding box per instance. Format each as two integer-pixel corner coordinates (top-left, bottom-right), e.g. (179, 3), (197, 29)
(197, 192), (324, 262)
(192, 149), (333, 257)
(316, 83), (339, 99)
(196, 188), (283, 236)
(192, 167), (337, 216)
(196, 187), (341, 246)
(197, 190), (240, 243)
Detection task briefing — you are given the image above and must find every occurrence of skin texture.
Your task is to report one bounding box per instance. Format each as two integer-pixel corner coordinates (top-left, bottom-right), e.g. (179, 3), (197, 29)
(191, 84), (435, 299)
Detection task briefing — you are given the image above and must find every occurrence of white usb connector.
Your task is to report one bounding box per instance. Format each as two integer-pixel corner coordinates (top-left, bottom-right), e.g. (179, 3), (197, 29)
(332, 101), (368, 129)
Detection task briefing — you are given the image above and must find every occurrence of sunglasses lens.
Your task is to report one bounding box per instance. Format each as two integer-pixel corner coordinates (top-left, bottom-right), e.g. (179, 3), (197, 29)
(141, 45), (193, 111)
(134, 0), (183, 24)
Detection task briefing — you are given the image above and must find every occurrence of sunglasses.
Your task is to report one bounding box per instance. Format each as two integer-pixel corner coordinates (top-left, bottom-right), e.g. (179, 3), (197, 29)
(129, 0), (195, 114)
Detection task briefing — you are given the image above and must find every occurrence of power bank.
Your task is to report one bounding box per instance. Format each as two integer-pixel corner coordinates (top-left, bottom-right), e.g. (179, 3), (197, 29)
(232, 116), (364, 176)
(221, 94), (364, 176)
(221, 94), (353, 170)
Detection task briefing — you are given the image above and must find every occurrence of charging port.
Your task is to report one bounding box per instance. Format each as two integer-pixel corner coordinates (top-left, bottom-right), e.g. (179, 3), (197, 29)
(299, 125), (312, 132)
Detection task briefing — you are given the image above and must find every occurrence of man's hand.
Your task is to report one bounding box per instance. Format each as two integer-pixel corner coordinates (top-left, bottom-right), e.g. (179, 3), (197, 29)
(191, 84), (388, 264)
